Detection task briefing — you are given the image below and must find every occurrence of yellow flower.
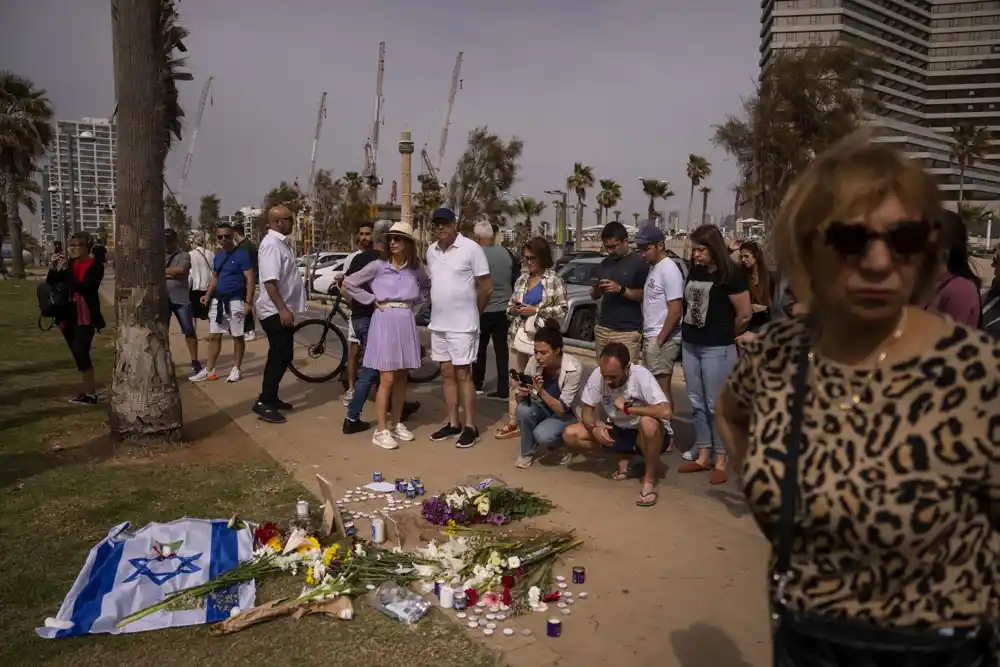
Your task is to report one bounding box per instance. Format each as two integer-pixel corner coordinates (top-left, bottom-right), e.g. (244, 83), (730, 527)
(322, 544), (340, 566)
(305, 567), (318, 586)
(265, 536), (283, 552)
(444, 520), (459, 536)
(297, 536), (321, 554)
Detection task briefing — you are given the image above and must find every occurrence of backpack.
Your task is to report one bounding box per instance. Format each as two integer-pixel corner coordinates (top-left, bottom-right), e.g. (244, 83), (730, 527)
(37, 281), (70, 330)
(504, 247), (521, 287)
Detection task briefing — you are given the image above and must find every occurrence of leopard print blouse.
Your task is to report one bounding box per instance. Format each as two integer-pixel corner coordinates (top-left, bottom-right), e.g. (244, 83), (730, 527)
(727, 316), (1000, 629)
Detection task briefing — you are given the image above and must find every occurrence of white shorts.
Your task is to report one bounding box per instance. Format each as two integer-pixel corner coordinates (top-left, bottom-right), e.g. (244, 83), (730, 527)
(208, 298), (246, 337)
(348, 318), (358, 344)
(430, 331), (479, 366)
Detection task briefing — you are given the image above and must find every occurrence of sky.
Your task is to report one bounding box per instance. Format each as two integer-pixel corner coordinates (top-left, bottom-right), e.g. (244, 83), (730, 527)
(1, 0), (761, 226)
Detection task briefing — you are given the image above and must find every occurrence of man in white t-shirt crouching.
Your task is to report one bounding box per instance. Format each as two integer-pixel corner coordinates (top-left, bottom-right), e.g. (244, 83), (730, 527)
(562, 342), (672, 507)
(425, 207), (493, 449)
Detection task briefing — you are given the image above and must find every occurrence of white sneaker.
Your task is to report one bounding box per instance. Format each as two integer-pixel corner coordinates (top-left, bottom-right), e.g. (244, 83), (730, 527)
(681, 449), (695, 461)
(243, 330), (256, 341)
(392, 423), (415, 442)
(227, 367), (242, 383)
(190, 368), (214, 382)
(342, 389), (355, 407)
(372, 430), (399, 450)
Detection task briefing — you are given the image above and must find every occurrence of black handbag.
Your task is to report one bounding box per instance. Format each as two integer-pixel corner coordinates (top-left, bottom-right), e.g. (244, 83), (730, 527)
(771, 338), (996, 667)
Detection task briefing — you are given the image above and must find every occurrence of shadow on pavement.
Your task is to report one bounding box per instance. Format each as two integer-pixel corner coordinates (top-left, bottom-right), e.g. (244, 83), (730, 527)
(670, 622), (759, 667)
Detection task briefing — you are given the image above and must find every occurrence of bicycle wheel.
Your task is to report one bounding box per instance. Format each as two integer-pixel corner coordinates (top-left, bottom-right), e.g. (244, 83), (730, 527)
(288, 318), (348, 383)
(408, 344), (441, 384)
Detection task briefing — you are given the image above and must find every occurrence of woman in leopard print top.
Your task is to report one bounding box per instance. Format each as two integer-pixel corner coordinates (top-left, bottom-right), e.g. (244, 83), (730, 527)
(716, 135), (1000, 661)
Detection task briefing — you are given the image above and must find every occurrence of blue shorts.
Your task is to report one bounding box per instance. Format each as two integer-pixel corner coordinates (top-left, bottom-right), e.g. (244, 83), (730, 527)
(609, 426), (671, 455)
(170, 302), (196, 336)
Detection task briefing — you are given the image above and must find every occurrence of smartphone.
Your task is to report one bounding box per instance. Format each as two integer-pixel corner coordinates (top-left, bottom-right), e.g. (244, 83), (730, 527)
(508, 369), (532, 386)
(53, 241), (63, 255)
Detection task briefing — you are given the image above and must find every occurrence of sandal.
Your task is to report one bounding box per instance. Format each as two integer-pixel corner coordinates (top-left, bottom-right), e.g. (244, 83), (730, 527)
(709, 468), (728, 485)
(610, 469), (630, 482)
(495, 423), (520, 440)
(636, 489), (658, 507)
(677, 462), (710, 474)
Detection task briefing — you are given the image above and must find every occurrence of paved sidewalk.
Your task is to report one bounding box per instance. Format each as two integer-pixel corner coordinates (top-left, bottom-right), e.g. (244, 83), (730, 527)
(172, 326), (770, 667)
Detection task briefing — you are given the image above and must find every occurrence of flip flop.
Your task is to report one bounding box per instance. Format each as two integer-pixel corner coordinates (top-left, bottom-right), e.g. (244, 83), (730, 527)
(610, 470), (630, 482)
(636, 489), (658, 507)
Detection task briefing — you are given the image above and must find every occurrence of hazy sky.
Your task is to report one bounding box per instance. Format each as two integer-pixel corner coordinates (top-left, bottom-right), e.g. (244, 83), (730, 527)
(2, 0), (760, 224)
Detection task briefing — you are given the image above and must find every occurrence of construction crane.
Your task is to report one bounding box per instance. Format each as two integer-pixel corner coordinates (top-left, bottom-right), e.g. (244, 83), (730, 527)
(175, 75), (213, 208)
(304, 91), (327, 254)
(363, 41), (386, 219)
(418, 52), (463, 192)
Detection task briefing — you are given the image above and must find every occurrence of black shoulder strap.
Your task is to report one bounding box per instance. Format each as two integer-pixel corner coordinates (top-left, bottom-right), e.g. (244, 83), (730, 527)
(775, 337), (813, 577)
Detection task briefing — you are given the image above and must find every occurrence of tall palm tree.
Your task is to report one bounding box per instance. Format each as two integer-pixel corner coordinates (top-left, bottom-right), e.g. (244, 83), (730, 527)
(950, 121), (992, 204)
(513, 195), (546, 240)
(613, 209), (622, 222)
(640, 178), (674, 222)
(198, 192), (220, 237)
(110, 0), (192, 441)
(729, 183), (743, 222)
(685, 154), (712, 231)
(632, 212), (640, 226)
(596, 179), (622, 227)
(0, 71), (54, 278)
(699, 186), (712, 226)
(0, 173), (40, 250)
(566, 163), (594, 250)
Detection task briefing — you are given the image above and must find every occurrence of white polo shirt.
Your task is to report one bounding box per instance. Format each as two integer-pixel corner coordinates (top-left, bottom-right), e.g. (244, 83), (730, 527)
(426, 233), (490, 333)
(256, 229), (306, 319)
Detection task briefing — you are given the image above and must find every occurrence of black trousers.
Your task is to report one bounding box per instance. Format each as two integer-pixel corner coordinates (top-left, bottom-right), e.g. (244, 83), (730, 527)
(61, 323), (96, 372)
(259, 314), (293, 405)
(472, 310), (510, 397)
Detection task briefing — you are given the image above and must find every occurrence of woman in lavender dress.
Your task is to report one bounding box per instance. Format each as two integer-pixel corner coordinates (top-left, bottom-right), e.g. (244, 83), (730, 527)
(344, 222), (430, 449)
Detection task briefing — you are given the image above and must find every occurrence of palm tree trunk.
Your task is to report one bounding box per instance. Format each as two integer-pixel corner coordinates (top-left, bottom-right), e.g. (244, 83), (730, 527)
(4, 176), (27, 279)
(648, 196), (656, 221)
(110, 0), (183, 442)
(733, 189), (739, 221)
(686, 182), (695, 232)
(701, 190), (709, 227)
(574, 197), (584, 251)
(959, 165), (965, 204)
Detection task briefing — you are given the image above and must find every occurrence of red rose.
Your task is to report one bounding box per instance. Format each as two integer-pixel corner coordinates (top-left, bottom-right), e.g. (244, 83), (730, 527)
(465, 588), (478, 605)
(253, 522), (281, 547)
(502, 586), (512, 606)
(501, 575), (514, 588)
(542, 591), (560, 602)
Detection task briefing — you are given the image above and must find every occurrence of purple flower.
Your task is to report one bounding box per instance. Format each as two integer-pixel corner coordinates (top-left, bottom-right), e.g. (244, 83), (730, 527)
(488, 514), (506, 526)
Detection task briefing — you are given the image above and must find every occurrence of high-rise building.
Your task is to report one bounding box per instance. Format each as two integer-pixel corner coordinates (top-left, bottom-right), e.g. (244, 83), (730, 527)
(759, 0), (1000, 206)
(41, 118), (117, 242)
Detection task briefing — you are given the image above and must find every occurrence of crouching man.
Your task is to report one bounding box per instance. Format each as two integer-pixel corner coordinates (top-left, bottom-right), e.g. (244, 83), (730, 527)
(562, 342), (672, 507)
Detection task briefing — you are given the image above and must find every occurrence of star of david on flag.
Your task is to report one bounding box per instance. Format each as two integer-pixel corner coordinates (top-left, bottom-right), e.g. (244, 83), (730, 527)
(37, 518), (256, 638)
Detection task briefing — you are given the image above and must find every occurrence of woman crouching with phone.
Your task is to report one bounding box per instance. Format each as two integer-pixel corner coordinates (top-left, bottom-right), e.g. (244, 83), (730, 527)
(511, 322), (583, 468)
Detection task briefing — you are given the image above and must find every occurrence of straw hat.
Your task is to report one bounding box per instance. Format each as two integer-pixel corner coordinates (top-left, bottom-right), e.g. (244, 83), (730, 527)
(386, 221), (415, 241)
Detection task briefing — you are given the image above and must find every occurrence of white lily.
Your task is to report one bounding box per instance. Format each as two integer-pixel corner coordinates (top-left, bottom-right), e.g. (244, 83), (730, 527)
(353, 543), (366, 557)
(507, 556), (521, 569)
(475, 495), (491, 516)
(487, 551), (503, 569)
(528, 586), (541, 606)
(281, 528), (308, 555)
(412, 564), (435, 577)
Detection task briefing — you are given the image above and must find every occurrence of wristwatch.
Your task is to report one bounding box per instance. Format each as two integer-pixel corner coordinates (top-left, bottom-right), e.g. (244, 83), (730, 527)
(618, 285), (626, 296)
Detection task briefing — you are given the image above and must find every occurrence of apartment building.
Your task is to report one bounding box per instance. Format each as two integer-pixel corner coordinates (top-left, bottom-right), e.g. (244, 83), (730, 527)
(760, 0), (1000, 206)
(41, 118), (117, 242)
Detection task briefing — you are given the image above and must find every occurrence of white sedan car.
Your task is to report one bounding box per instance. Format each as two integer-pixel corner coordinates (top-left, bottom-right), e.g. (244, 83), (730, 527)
(310, 259), (349, 296)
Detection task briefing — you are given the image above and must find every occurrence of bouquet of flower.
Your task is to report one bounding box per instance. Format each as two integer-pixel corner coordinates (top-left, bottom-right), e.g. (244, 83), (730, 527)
(422, 485), (553, 527)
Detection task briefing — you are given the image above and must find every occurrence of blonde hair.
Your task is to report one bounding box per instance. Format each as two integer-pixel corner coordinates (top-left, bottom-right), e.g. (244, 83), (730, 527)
(769, 131), (945, 310)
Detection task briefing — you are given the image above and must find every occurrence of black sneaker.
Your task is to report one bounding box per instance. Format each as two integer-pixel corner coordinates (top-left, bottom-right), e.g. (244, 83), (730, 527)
(485, 390), (509, 401)
(456, 426), (481, 449)
(342, 418), (371, 434)
(252, 401), (286, 424)
(401, 401), (421, 421)
(429, 423), (462, 441)
(69, 394), (98, 406)
(273, 399), (294, 411)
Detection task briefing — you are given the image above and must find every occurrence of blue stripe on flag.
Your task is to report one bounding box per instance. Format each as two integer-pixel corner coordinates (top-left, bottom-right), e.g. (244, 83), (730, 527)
(56, 538), (127, 638)
(205, 521), (240, 623)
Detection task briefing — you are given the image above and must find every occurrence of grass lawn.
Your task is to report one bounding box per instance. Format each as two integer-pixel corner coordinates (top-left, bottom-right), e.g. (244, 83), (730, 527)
(0, 280), (504, 667)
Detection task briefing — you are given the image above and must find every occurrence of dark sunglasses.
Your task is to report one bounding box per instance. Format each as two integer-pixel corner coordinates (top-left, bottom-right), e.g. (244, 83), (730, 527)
(822, 219), (932, 258)
(523, 254), (537, 262)
(217, 234), (232, 240)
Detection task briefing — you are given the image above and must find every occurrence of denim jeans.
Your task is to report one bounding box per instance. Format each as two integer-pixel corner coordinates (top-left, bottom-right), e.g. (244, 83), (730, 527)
(347, 315), (377, 421)
(681, 341), (738, 456)
(515, 399), (575, 457)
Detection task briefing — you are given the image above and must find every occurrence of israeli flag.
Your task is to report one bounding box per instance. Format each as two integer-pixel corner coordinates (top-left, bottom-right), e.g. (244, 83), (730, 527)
(37, 518), (256, 638)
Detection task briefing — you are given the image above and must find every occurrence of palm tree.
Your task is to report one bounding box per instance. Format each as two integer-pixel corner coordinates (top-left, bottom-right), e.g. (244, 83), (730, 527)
(110, 0), (192, 440)
(640, 178), (674, 222)
(613, 209), (622, 222)
(729, 183), (743, 222)
(699, 186), (712, 226)
(198, 192), (220, 237)
(0, 173), (40, 255)
(565, 163), (594, 250)
(596, 179), (622, 227)
(513, 195), (546, 240)
(632, 212), (640, 226)
(0, 71), (54, 278)
(685, 154), (712, 231)
(950, 121), (992, 204)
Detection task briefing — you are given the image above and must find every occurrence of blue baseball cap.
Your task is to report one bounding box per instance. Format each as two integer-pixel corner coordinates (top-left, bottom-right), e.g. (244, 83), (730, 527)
(635, 225), (665, 245)
(431, 207), (457, 223)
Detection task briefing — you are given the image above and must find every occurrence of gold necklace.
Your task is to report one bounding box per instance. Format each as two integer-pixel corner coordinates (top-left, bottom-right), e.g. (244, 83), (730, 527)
(809, 309), (908, 412)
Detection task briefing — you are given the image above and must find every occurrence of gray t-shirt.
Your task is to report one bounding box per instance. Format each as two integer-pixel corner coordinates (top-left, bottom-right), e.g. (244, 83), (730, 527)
(595, 251), (648, 331)
(166, 250), (192, 305)
(482, 244), (514, 313)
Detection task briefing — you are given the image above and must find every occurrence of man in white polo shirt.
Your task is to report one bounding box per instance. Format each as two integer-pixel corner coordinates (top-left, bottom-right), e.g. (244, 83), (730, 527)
(426, 207), (493, 448)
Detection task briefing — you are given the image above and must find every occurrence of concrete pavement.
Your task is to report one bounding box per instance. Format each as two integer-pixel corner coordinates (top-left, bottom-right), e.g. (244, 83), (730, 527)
(173, 323), (770, 667)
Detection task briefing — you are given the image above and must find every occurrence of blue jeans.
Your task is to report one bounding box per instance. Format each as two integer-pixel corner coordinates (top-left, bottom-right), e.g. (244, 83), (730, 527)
(347, 315), (377, 421)
(515, 400), (574, 457)
(681, 341), (738, 456)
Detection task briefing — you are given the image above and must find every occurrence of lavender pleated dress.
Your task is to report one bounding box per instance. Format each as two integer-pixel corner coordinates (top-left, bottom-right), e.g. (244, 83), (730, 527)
(343, 259), (429, 372)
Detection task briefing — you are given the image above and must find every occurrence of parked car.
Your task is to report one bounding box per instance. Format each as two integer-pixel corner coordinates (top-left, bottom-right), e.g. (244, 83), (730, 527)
(555, 251), (688, 342)
(298, 252), (348, 279)
(554, 250), (603, 271)
(310, 258), (349, 295)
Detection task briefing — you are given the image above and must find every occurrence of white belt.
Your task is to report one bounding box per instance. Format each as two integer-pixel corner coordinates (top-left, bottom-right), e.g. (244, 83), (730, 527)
(377, 301), (410, 309)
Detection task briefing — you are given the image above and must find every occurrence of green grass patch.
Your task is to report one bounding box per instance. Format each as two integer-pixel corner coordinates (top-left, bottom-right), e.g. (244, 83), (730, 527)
(0, 281), (504, 667)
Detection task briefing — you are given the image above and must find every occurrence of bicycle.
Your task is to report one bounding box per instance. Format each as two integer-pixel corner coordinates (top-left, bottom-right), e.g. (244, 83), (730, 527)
(287, 286), (441, 384)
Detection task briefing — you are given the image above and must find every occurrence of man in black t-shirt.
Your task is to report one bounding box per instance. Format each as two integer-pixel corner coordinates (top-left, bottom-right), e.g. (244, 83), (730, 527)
(341, 222), (376, 400)
(235, 228), (259, 340)
(590, 222), (648, 364)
